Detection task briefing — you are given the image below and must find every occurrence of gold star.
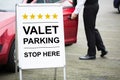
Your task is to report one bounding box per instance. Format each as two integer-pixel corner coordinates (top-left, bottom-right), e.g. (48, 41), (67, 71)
(38, 14), (43, 19)
(53, 13), (58, 19)
(45, 14), (50, 19)
(22, 13), (28, 19)
(30, 14), (35, 19)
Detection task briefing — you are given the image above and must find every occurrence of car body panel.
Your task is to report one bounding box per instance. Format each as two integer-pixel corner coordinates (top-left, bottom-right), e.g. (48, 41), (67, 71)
(63, 7), (78, 44)
(0, 12), (15, 64)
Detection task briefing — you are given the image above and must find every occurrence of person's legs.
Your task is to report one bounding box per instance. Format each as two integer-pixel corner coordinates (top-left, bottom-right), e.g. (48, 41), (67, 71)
(95, 29), (105, 51)
(84, 5), (98, 56)
(79, 4), (99, 60)
(95, 29), (108, 57)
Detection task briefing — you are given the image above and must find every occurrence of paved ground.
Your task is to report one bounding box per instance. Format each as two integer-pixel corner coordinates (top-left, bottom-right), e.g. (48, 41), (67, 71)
(0, 0), (120, 80)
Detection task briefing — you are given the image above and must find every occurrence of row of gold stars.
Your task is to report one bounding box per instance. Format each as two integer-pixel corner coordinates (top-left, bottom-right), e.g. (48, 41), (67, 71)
(22, 13), (58, 20)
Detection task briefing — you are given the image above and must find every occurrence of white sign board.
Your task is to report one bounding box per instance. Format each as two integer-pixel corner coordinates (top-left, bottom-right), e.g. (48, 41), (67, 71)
(16, 4), (65, 69)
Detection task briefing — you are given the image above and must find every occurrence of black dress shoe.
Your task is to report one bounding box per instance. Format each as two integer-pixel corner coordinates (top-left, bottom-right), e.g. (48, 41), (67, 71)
(100, 50), (108, 57)
(79, 55), (96, 60)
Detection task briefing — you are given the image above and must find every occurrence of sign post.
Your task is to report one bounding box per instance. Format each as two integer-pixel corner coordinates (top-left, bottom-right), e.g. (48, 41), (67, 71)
(16, 4), (66, 80)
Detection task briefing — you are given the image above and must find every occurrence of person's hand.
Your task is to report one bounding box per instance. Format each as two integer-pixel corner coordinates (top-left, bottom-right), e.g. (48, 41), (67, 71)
(71, 13), (78, 19)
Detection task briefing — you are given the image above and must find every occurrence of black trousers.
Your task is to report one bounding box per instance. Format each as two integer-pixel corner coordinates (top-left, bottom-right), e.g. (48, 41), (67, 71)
(83, 3), (105, 56)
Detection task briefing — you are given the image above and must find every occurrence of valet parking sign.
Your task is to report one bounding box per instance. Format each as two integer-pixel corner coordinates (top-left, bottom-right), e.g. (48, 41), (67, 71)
(16, 4), (65, 69)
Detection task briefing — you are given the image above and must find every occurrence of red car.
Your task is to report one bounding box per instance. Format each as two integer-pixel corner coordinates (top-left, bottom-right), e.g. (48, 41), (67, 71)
(0, 0), (78, 72)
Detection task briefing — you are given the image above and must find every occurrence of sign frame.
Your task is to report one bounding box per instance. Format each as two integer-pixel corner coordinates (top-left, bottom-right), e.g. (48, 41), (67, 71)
(16, 3), (66, 80)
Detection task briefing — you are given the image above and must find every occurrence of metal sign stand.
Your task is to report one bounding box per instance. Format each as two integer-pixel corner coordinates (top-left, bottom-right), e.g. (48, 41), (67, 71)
(63, 66), (67, 80)
(19, 66), (66, 80)
(19, 68), (23, 80)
